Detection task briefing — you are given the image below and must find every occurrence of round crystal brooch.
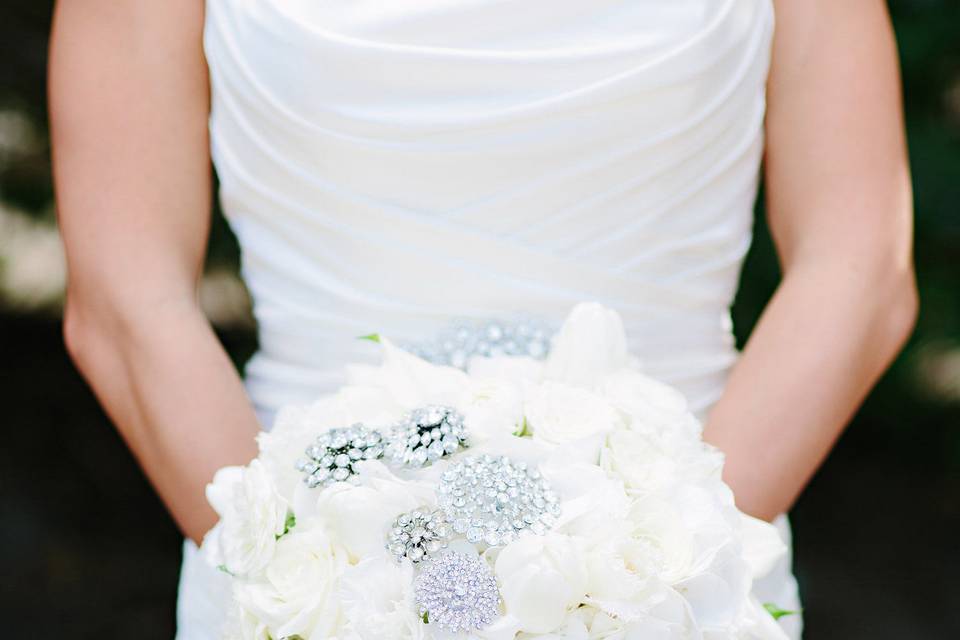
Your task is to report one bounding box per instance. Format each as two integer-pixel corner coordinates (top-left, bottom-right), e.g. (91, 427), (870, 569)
(414, 551), (501, 632)
(405, 316), (554, 369)
(437, 454), (561, 547)
(295, 424), (385, 489)
(387, 405), (469, 468)
(385, 508), (450, 564)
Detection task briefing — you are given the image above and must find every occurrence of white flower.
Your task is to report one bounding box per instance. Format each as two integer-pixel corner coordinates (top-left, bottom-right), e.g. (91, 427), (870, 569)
(344, 336), (471, 409)
(309, 464), (434, 561)
(234, 519), (348, 640)
(600, 426), (722, 496)
(203, 460), (288, 578)
(338, 558), (424, 640)
(460, 376), (528, 444)
(597, 369), (695, 435)
(467, 354), (545, 385)
(523, 381), (623, 458)
(495, 532), (589, 634)
(543, 302), (630, 389)
(257, 387), (401, 502)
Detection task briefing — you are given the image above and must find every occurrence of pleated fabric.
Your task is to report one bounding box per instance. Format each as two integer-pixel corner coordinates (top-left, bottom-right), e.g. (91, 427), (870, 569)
(203, 0), (773, 419)
(177, 2), (802, 638)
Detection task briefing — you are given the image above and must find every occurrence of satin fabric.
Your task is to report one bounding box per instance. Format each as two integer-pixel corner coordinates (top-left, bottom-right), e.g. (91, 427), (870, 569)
(177, 1), (801, 637)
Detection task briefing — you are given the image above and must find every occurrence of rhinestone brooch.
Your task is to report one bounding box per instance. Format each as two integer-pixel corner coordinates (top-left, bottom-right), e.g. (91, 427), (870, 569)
(404, 316), (554, 370)
(414, 551), (501, 632)
(385, 508), (450, 564)
(295, 424), (385, 488)
(437, 454), (561, 547)
(387, 404), (469, 468)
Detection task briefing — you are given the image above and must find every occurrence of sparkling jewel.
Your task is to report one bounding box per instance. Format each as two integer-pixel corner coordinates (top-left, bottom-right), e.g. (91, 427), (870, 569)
(385, 508), (450, 564)
(414, 551), (501, 632)
(436, 454), (560, 546)
(295, 424), (385, 489)
(403, 316), (555, 369)
(386, 405), (469, 468)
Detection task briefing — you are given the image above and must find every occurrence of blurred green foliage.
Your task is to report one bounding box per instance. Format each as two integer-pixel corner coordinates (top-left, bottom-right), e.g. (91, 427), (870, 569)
(1, 0), (957, 462)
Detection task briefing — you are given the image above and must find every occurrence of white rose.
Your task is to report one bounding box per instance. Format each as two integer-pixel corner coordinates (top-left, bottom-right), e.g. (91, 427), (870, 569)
(234, 519), (348, 640)
(524, 381), (623, 458)
(597, 369), (695, 435)
(495, 532), (589, 634)
(221, 602), (270, 640)
(460, 376), (528, 444)
(203, 460), (289, 577)
(338, 558), (424, 640)
(600, 427), (722, 495)
(258, 388), (401, 501)
(544, 302), (630, 389)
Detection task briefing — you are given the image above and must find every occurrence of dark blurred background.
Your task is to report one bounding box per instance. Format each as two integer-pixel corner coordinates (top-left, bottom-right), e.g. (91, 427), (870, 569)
(1, 2), (958, 638)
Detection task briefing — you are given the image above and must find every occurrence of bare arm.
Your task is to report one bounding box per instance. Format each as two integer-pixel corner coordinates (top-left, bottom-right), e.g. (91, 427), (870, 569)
(50, 0), (260, 543)
(704, 0), (918, 521)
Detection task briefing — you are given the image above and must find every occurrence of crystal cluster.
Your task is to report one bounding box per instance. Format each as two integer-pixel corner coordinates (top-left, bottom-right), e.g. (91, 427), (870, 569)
(405, 317), (554, 369)
(387, 405), (469, 468)
(385, 508), (450, 564)
(437, 454), (561, 547)
(414, 551), (501, 632)
(295, 424), (385, 488)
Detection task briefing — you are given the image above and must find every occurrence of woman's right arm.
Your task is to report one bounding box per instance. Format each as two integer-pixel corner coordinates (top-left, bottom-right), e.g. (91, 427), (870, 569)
(50, 0), (260, 544)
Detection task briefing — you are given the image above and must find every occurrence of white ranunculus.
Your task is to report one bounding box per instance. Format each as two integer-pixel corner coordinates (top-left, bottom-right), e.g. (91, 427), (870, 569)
(203, 460), (289, 578)
(523, 381), (623, 458)
(234, 519), (348, 640)
(495, 533), (589, 634)
(337, 558), (424, 640)
(543, 302), (630, 389)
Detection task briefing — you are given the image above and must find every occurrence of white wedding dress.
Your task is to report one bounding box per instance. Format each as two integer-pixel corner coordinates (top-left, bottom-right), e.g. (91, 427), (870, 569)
(177, 0), (802, 637)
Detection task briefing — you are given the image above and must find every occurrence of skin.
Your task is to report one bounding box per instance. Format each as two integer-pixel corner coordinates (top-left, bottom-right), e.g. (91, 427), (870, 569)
(704, 0), (918, 520)
(49, 0), (917, 544)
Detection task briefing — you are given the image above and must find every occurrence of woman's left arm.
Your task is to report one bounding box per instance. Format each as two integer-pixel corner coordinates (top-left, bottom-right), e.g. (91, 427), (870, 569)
(703, 0), (918, 521)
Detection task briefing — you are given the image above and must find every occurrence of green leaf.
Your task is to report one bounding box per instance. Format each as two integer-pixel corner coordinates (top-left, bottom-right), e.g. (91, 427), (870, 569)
(513, 416), (530, 437)
(216, 564), (234, 576)
(421, 610), (429, 624)
(276, 512), (297, 540)
(357, 333), (381, 343)
(763, 602), (801, 621)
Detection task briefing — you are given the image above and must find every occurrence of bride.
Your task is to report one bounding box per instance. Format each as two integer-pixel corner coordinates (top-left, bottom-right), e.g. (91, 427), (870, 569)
(49, 0), (916, 638)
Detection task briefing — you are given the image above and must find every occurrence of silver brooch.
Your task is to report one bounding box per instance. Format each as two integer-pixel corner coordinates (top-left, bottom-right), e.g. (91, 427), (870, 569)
(437, 454), (561, 547)
(404, 316), (554, 369)
(295, 424), (385, 488)
(387, 405), (469, 468)
(415, 551), (501, 632)
(385, 508), (450, 564)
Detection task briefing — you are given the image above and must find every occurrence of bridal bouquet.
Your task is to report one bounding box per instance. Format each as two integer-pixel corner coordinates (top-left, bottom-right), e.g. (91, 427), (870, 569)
(202, 303), (792, 639)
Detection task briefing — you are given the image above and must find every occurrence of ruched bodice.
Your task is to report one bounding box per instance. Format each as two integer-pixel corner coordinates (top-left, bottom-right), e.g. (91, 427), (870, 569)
(203, 0), (774, 420)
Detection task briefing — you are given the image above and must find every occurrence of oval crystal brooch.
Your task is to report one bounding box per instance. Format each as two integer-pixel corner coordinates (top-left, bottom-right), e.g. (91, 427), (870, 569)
(387, 404), (469, 468)
(295, 424), (385, 488)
